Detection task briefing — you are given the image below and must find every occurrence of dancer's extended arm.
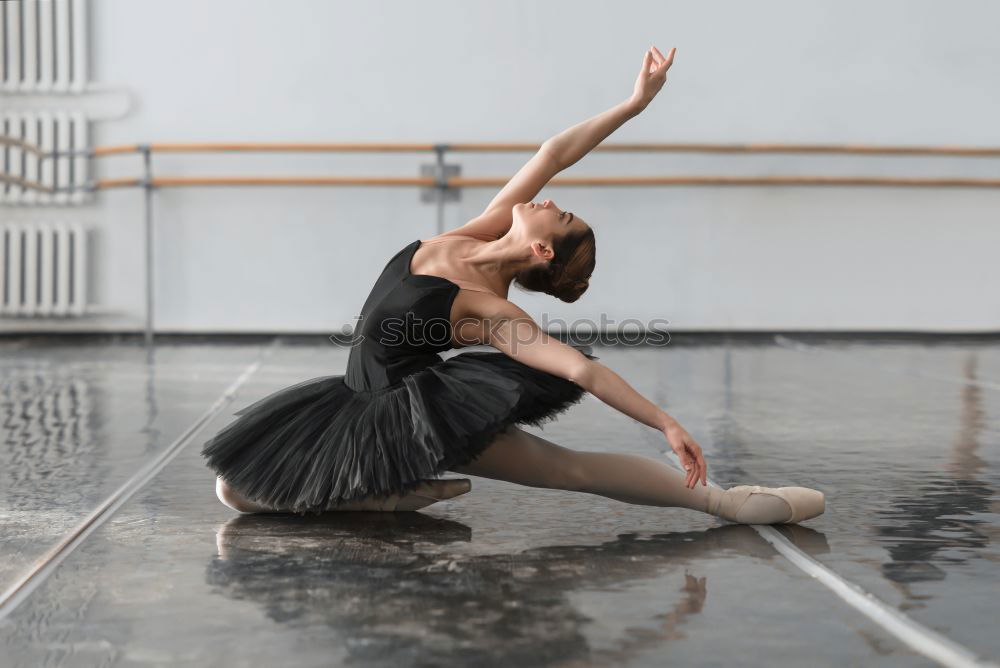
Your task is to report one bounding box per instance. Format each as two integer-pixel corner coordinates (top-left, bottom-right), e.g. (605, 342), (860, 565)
(545, 46), (675, 170)
(477, 299), (707, 489)
(446, 46), (675, 242)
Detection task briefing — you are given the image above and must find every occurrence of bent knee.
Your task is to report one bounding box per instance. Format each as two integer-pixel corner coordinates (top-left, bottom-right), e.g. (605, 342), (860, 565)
(549, 458), (590, 492)
(216, 476), (255, 513)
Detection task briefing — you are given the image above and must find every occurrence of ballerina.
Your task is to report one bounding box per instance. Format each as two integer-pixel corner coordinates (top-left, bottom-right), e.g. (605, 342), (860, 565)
(204, 45), (825, 525)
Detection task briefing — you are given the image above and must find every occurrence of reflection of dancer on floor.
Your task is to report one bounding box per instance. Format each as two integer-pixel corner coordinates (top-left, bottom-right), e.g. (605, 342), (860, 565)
(877, 353), (992, 594)
(210, 46), (824, 524)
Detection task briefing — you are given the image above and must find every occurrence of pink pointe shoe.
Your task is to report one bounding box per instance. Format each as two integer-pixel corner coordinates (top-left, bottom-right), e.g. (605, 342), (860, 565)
(707, 484), (825, 525)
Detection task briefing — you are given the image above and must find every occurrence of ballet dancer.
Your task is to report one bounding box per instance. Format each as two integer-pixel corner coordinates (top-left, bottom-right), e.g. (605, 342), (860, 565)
(204, 46), (825, 526)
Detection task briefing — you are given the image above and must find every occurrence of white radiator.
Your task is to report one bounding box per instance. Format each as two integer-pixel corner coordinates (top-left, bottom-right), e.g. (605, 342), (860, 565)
(1, 111), (89, 205)
(0, 222), (88, 317)
(1, 0), (88, 93)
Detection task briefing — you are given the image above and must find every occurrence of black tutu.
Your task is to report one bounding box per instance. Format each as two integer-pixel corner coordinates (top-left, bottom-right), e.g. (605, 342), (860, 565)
(200, 348), (596, 514)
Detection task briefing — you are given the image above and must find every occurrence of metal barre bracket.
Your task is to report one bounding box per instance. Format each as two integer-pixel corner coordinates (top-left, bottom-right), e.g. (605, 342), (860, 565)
(420, 144), (461, 203)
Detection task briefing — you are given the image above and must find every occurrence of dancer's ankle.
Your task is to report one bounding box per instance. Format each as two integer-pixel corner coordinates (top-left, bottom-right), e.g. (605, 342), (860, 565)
(704, 485), (724, 517)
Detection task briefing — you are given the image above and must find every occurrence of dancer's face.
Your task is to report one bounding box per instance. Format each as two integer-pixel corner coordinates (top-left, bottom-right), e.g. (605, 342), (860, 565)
(511, 199), (588, 246)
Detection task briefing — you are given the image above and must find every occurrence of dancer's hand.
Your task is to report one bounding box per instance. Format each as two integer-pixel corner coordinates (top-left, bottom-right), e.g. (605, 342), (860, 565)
(662, 419), (707, 488)
(628, 46), (675, 113)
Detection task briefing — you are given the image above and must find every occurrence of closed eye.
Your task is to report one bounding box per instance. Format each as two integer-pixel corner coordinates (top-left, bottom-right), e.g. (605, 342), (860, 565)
(563, 212), (574, 225)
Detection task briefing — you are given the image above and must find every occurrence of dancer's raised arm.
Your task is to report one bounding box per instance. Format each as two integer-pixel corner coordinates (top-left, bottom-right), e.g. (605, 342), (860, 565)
(447, 46), (676, 242)
(477, 298), (707, 489)
(545, 46), (675, 170)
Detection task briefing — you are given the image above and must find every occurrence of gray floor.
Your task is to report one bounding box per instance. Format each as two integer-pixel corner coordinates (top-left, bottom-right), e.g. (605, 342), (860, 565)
(0, 334), (997, 667)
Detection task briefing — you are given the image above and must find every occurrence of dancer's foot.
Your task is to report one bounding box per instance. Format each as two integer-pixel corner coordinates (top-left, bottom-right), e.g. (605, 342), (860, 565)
(706, 484), (825, 524)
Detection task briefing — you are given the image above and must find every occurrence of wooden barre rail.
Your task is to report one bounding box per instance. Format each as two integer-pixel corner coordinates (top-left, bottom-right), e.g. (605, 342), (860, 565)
(5, 136), (1000, 157)
(91, 141), (1000, 157)
(94, 143), (1000, 158)
(104, 175), (1000, 188)
(7, 173), (1000, 191)
(4, 137), (1000, 193)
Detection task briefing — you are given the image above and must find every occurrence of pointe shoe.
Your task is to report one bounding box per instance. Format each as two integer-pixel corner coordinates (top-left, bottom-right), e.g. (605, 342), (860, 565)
(708, 485), (825, 525)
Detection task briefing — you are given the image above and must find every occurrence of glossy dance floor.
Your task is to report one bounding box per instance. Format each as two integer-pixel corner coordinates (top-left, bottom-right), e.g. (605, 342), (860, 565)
(0, 335), (998, 667)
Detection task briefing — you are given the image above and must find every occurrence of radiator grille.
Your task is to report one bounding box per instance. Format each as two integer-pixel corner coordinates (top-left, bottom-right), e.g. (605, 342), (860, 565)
(1, 222), (88, 317)
(1, 0), (88, 93)
(1, 111), (89, 204)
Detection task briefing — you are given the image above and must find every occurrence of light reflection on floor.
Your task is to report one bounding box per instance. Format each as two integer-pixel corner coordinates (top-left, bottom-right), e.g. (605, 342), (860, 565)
(0, 334), (996, 667)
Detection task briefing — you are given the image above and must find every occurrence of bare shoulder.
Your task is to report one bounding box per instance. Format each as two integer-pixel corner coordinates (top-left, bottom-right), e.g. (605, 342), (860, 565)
(450, 292), (538, 348)
(452, 290), (524, 319)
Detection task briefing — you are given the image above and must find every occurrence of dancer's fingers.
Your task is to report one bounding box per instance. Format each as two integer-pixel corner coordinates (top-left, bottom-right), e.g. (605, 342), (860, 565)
(656, 46), (675, 70)
(687, 449), (698, 488)
(666, 425), (700, 486)
(685, 459), (696, 487)
(675, 443), (691, 471)
(652, 46), (667, 71)
(688, 441), (706, 486)
(650, 46), (663, 65)
(681, 454), (692, 478)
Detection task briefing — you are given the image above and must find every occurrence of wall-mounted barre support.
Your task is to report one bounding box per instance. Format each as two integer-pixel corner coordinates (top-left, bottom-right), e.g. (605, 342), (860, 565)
(140, 145), (155, 348)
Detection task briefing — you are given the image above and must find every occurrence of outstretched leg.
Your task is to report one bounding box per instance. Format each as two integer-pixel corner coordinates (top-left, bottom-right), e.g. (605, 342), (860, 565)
(449, 426), (823, 524)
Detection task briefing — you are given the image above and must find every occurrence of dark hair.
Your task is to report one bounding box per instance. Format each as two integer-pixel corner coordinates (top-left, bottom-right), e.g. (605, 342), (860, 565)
(513, 226), (596, 303)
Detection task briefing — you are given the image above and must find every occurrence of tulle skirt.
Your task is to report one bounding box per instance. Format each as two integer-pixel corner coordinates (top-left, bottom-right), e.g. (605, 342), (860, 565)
(200, 348), (596, 514)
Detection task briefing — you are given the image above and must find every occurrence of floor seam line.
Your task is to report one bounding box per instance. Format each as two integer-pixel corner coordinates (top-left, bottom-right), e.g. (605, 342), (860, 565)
(660, 451), (997, 668)
(0, 337), (280, 621)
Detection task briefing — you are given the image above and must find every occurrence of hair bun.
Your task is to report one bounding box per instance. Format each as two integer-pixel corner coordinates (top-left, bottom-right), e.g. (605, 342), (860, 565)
(512, 225), (596, 304)
(554, 276), (589, 303)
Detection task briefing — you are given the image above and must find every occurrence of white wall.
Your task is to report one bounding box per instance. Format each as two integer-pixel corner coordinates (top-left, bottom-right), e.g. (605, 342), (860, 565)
(6, 0), (1000, 333)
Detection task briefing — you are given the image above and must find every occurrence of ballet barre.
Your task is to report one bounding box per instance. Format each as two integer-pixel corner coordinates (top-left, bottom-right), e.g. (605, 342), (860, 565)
(66, 140), (1000, 157)
(2, 138), (999, 345)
